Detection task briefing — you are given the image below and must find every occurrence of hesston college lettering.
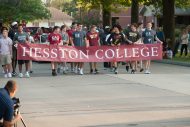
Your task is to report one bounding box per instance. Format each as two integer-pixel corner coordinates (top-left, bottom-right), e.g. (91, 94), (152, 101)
(17, 43), (163, 62)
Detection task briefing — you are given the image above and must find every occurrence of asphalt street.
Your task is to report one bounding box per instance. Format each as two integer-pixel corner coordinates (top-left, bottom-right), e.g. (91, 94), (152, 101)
(0, 62), (190, 127)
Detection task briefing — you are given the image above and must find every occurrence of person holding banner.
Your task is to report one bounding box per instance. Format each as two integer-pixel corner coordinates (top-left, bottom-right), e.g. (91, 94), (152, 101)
(14, 24), (30, 78)
(48, 26), (62, 76)
(86, 25), (100, 74)
(107, 25), (125, 74)
(126, 23), (141, 74)
(59, 25), (69, 74)
(71, 23), (87, 75)
(142, 22), (163, 74)
(67, 22), (77, 73)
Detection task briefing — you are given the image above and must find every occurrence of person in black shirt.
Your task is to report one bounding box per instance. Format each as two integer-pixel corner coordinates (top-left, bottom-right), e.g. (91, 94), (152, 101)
(107, 25), (125, 74)
(126, 23), (141, 74)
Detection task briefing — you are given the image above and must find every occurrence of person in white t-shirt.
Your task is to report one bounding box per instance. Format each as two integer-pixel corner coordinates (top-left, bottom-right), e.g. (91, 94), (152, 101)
(0, 27), (13, 78)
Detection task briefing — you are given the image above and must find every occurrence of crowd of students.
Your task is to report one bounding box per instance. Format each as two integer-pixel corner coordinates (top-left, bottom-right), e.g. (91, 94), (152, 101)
(0, 21), (164, 78)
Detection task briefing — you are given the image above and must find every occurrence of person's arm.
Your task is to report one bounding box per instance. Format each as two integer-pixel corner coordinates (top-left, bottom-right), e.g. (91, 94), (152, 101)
(58, 34), (63, 46)
(25, 33), (29, 43)
(3, 105), (21, 127)
(97, 33), (101, 46)
(3, 114), (21, 127)
(30, 36), (35, 43)
(9, 39), (13, 57)
(107, 33), (113, 45)
(85, 34), (90, 47)
(155, 36), (163, 44)
(134, 33), (142, 44)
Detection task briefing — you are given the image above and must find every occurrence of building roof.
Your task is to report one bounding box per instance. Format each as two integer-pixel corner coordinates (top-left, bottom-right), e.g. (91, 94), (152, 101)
(47, 7), (73, 22)
(175, 8), (190, 16)
(140, 6), (190, 16)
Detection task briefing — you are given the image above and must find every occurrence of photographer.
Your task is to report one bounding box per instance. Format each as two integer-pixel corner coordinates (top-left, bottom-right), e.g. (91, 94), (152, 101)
(0, 80), (21, 127)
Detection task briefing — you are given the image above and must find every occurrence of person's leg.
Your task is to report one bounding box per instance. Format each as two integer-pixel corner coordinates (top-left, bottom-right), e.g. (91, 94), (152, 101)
(63, 62), (67, 74)
(181, 44), (185, 56)
(94, 62), (97, 70)
(18, 64), (22, 73)
(18, 60), (24, 78)
(71, 62), (74, 72)
(147, 60), (151, 73)
(29, 60), (33, 73)
(89, 62), (93, 73)
(12, 49), (17, 75)
(7, 64), (12, 73)
(185, 44), (188, 56)
(51, 62), (57, 76)
(114, 62), (118, 74)
(79, 62), (84, 75)
(25, 62), (30, 72)
(131, 61), (136, 74)
(3, 65), (8, 74)
(140, 60), (144, 72)
(144, 60), (150, 74)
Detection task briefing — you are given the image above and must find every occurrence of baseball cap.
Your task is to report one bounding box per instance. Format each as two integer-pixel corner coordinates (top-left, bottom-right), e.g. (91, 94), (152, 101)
(11, 22), (18, 26)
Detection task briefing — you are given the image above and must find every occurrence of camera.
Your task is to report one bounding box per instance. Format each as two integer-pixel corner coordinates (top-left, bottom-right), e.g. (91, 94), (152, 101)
(12, 97), (21, 112)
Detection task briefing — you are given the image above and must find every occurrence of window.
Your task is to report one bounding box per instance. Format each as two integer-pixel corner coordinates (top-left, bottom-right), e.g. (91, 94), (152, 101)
(33, 22), (39, 27)
(48, 22), (55, 27)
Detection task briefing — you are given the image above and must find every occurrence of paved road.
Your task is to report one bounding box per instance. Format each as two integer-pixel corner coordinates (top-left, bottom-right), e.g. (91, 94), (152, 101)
(0, 62), (190, 127)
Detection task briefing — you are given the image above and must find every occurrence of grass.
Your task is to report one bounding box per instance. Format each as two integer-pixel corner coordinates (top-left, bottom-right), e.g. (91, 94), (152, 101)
(171, 53), (190, 63)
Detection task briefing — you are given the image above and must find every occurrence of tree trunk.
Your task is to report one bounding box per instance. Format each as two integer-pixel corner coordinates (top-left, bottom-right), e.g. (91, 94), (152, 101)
(131, 0), (139, 24)
(162, 0), (175, 50)
(102, 4), (111, 28)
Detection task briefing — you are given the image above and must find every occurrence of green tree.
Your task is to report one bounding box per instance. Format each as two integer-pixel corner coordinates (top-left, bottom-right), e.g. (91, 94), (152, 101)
(75, 0), (130, 27)
(143, 0), (190, 49)
(0, 0), (50, 22)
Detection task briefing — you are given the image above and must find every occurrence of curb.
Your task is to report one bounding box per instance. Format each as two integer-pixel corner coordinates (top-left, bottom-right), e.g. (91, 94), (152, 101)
(153, 60), (190, 67)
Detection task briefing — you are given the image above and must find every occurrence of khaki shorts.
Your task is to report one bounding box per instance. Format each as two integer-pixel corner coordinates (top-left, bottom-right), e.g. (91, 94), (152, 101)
(0, 54), (12, 65)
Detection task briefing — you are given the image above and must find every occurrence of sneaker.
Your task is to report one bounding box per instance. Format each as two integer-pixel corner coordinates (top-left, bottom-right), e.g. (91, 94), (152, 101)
(126, 66), (129, 72)
(131, 69), (135, 74)
(140, 68), (144, 72)
(94, 69), (99, 74)
(90, 69), (93, 74)
(4, 74), (8, 78)
(25, 72), (30, 78)
(79, 69), (84, 75)
(19, 73), (23, 78)
(30, 70), (33, 73)
(144, 70), (151, 74)
(12, 72), (17, 77)
(63, 70), (67, 74)
(114, 68), (118, 74)
(52, 69), (57, 76)
(8, 73), (12, 78)
(147, 70), (151, 74)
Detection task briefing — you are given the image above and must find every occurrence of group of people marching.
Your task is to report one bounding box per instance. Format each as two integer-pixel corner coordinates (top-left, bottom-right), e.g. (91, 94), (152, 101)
(0, 21), (163, 78)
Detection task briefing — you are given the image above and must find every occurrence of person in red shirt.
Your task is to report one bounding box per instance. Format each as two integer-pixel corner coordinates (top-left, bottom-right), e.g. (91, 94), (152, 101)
(48, 26), (62, 76)
(86, 25), (100, 74)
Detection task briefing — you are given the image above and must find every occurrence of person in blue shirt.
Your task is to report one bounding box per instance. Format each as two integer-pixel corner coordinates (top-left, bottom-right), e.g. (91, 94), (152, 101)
(142, 22), (163, 74)
(0, 80), (21, 127)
